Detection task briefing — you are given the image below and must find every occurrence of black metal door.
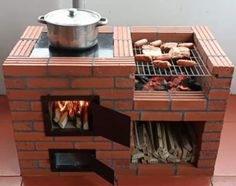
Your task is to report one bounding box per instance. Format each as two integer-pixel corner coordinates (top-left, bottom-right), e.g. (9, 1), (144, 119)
(90, 103), (130, 147)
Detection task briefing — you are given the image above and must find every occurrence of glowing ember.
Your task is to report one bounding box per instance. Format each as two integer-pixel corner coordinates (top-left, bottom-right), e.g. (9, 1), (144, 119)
(53, 100), (89, 129)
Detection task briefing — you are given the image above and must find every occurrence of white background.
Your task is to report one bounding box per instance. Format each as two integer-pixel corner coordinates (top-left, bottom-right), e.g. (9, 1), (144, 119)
(0, 0), (235, 94)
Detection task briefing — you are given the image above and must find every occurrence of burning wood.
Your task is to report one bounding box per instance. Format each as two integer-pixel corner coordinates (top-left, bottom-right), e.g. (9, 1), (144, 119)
(131, 122), (196, 164)
(135, 75), (201, 91)
(53, 100), (89, 130)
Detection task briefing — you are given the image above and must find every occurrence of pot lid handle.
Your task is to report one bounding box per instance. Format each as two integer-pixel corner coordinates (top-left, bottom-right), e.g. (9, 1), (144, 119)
(96, 17), (108, 27)
(68, 8), (77, 17)
(38, 15), (47, 24)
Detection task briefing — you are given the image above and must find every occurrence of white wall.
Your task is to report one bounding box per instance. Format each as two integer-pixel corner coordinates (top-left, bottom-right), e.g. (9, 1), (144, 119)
(0, 0), (235, 94)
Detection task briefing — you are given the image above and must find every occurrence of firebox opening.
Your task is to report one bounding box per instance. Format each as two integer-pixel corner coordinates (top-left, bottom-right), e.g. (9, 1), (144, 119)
(131, 121), (204, 166)
(49, 149), (96, 172)
(41, 95), (99, 136)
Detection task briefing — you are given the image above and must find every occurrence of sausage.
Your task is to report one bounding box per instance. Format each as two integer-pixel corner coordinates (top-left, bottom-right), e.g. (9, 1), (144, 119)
(135, 54), (152, 62)
(152, 60), (171, 69)
(176, 59), (197, 67)
(160, 42), (178, 52)
(134, 39), (148, 47)
(152, 54), (172, 61)
(178, 42), (194, 49)
(150, 40), (162, 47)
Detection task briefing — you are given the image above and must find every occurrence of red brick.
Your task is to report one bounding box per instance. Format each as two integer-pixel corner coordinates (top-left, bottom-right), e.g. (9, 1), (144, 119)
(11, 112), (42, 121)
(36, 142), (73, 150)
(199, 151), (217, 159)
(204, 122), (223, 132)
(21, 26), (43, 40)
(15, 132), (53, 141)
(131, 33), (158, 43)
(207, 89), (230, 100)
(96, 151), (130, 159)
(141, 112), (182, 121)
(38, 160), (50, 168)
(19, 160), (37, 168)
(115, 78), (134, 88)
(94, 66), (135, 77)
(113, 160), (130, 167)
(9, 101), (30, 111)
(131, 26), (157, 33)
(13, 122), (33, 131)
(206, 77), (232, 88)
(33, 121), (44, 131)
(47, 65), (92, 77)
(54, 136), (93, 142)
(134, 100), (169, 110)
(3, 65), (47, 76)
(172, 100), (206, 110)
(184, 112), (225, 121)
(115, 168), (136, 176)
(98, 26), (113, 33)
(71, 78), (113, 88)
(202, 132), (221, 141)
(93, 136), (110, 142)
(100, 101), (114, 109)
(27, 78), (69, 89)
(5, 78), (26, 88)
(121, 111), (139, 120)
(16, 142), (35, 150)
(51, 90), (92, 96)
(158, 33), (193, 42)
(201, 142), (220, 150)
(99, 160), (113, 167)
(138, 164), (174, 176)
(75, 142), (112, 150)
(115, 101), (133, 110)
(18, 152), (49, 160)
(7, 90), (49, 101)
(177, 164), (213, 176)
(30, 101), (41, 111)
(207, 101), (227, 111)
(113, 143), (129, 150)
(94, 89), (133, 99)
(197, 159), (215, 168)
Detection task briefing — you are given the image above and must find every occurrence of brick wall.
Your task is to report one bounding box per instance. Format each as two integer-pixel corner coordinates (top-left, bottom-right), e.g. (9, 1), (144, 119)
(3, 25), (234, 177)
(3, 26), (135, 176)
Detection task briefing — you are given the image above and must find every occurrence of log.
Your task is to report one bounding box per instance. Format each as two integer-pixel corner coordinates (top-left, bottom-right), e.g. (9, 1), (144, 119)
(58, 112), (68, 129)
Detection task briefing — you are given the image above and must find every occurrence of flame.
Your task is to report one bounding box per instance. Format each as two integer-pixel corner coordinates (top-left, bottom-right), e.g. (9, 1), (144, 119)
(55, 100), (89, 116)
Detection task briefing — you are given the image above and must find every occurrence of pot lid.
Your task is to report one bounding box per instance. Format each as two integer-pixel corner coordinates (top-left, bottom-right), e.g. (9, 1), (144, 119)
(44, 9), (101, 26)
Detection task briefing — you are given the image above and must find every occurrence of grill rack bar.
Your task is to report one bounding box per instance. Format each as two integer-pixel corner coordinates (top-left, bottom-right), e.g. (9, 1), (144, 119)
(134, 45), (211, 77)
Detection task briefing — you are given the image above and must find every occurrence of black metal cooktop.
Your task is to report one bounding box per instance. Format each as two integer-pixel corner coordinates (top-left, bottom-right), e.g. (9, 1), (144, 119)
(30, 32), (114, 58)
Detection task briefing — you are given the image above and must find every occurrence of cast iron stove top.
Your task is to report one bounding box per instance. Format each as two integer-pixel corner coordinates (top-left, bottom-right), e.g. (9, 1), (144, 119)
(30, 32), (114, 58)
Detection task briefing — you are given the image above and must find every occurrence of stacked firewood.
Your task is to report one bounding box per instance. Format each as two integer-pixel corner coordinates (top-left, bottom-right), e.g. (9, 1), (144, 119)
(131, 122), (196, 164)
(53, 100), (89, 130)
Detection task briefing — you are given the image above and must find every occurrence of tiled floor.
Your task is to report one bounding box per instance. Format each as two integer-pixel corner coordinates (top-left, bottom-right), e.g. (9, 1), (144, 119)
(0, 95), (236, 186)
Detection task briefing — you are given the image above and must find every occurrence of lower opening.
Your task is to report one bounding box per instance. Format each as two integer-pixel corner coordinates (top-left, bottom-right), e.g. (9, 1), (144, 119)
(49, 149), (95, 172)
(131, 121), (204, 165)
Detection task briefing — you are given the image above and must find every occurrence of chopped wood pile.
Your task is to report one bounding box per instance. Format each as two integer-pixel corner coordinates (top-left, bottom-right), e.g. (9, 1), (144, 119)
(52, 100), (89, 130)
(131, 122), (196, 164)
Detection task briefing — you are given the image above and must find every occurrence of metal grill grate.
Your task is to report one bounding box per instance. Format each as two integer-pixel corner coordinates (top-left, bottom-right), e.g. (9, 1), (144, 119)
(134, 45), (211, 77)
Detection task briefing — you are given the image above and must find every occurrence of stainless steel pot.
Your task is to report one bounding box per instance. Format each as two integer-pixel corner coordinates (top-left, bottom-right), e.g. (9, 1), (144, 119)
(38, 8), (108, 49)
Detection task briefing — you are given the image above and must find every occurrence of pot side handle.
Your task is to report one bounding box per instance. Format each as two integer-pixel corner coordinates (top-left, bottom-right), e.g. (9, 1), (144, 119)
(96, 17), (108, 27)
(38, 15), (47, 24)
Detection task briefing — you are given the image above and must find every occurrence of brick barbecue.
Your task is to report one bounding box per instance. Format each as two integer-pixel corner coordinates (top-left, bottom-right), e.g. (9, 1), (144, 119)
(3, 26), (234, 181)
